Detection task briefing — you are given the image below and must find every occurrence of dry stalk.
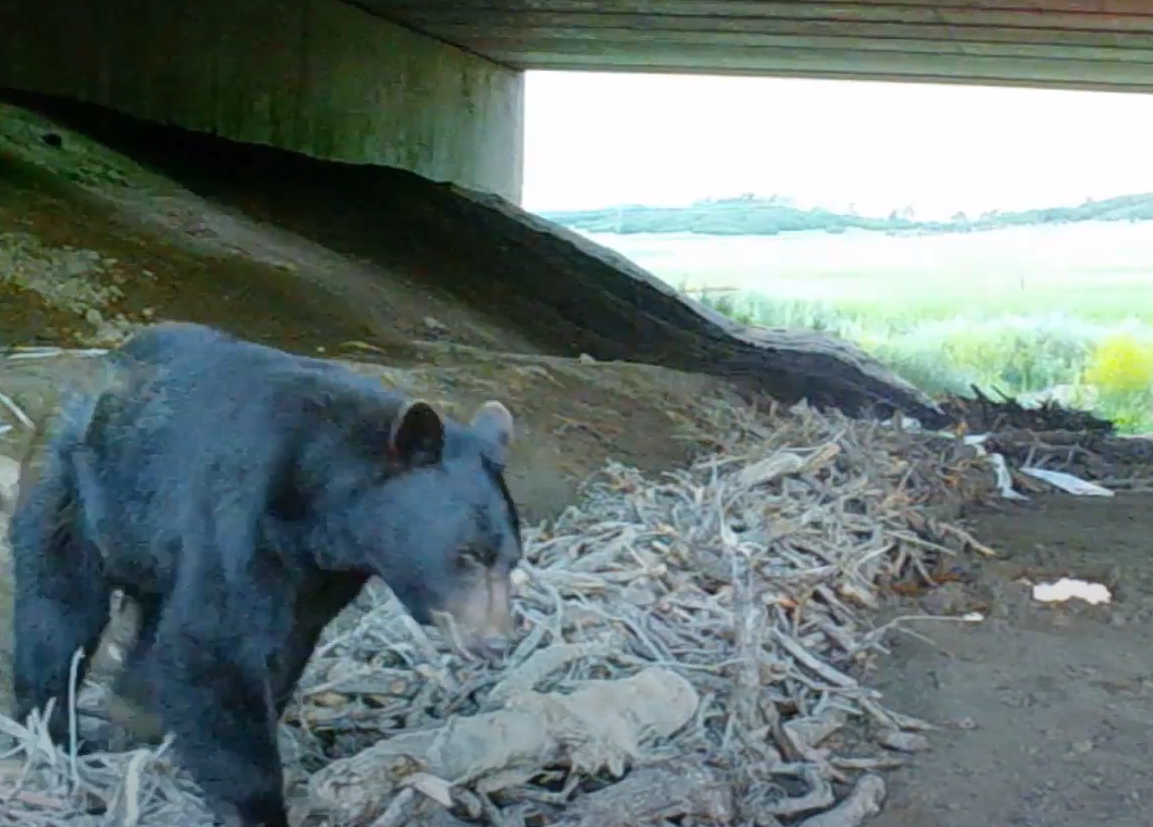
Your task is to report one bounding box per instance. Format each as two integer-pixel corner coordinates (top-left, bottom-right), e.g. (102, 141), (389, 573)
(0, 393), (1007, 826)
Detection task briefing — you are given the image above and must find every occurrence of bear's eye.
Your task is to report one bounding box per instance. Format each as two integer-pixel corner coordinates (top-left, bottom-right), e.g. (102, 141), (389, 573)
(458, 543), (496, 569)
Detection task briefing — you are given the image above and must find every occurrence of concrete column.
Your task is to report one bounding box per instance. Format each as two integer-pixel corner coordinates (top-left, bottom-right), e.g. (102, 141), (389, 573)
(0, 0), (524, 202)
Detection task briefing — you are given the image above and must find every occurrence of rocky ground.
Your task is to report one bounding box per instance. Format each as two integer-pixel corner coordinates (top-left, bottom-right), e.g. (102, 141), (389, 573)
(0, 97), (1150, 827)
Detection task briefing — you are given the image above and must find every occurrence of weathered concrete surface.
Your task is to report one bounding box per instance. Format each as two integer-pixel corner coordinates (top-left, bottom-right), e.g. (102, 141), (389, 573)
(0, 0), (524, 201)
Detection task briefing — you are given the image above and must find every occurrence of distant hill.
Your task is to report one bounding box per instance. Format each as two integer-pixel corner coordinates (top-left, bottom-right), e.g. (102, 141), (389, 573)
(539, 192), (1153, 237)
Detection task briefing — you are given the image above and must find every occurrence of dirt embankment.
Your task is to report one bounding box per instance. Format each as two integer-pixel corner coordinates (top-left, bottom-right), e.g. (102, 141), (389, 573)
(0, 96), (744, 522)
(0, 88), (940, 422)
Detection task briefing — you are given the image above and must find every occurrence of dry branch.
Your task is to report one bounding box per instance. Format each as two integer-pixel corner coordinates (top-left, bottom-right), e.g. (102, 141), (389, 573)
(552, 756), (734, 827)
(796, 773), (887, 827)
(307, 667), (699, 824)
(0, 393), (1008, 826)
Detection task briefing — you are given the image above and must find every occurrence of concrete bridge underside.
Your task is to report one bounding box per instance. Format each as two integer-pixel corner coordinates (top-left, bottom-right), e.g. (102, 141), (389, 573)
(373, 0), (1153, 93)
(4, 1), (1153, 202)
(2, 0), (1150, 420)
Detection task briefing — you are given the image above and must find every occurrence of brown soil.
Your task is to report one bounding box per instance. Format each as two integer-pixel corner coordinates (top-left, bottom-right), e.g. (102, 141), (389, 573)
(871, 493), (1153, 827)
(2, 98), (1151, 827)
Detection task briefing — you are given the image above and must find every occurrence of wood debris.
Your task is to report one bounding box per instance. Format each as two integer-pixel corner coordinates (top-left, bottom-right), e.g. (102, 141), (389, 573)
(0, 397), (1007, 826)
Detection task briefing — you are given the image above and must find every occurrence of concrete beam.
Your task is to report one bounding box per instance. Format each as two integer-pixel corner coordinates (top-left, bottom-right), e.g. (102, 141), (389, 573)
(0, 0), (524, 202)
(366, 0), (1153, 94)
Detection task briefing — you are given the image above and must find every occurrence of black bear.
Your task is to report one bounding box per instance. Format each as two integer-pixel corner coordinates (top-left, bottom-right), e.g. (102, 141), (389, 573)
(11, 322), (522, 827)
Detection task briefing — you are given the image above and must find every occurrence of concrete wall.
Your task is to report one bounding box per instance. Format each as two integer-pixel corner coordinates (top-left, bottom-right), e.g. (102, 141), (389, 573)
(0, 0), (524, 201)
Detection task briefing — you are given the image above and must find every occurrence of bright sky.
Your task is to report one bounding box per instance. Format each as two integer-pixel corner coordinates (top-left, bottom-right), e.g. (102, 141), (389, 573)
(523, 71), (1153, 220)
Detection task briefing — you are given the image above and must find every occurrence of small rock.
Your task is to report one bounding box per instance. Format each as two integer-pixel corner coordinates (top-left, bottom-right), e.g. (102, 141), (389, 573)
(64, 259), (92, 277)
(578, 352), (596, 364)
(84, 308), (103, 326)
(919, 581), (972, 616)
(944, 716), (978, 730)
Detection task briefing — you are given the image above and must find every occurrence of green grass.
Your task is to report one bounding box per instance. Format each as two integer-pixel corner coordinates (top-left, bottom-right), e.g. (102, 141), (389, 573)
(586, 224), (1153, 434)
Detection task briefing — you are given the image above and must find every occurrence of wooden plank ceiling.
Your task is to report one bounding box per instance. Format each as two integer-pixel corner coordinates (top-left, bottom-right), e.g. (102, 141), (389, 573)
(351, 1), (1153, 93)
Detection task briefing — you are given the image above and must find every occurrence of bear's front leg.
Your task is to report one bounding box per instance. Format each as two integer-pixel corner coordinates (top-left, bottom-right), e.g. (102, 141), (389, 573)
(136, 571), (296, 827)
(269, 571), (368, 719)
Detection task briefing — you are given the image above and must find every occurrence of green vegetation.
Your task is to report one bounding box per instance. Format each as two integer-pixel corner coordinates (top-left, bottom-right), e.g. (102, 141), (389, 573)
(542, 192), (1153, 236)
(693, 289), (1153, 433)
(575, 221), (1153, 434)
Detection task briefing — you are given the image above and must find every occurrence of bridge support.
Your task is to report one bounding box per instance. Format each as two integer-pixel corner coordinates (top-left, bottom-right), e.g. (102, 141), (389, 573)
(0, 0), (524, 201)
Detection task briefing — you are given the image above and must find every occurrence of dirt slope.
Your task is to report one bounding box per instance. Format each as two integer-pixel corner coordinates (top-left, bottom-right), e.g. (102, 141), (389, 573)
(1, 89), (940, 421)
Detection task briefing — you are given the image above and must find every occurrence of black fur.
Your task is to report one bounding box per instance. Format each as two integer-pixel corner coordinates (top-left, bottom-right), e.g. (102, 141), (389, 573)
(11, 323), (522, 827)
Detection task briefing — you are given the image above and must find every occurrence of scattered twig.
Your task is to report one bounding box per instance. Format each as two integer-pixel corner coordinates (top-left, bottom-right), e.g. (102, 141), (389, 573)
(0, 393), (1015, 826)
(795, 773), (886, 827)
(553, 756), (734, 826)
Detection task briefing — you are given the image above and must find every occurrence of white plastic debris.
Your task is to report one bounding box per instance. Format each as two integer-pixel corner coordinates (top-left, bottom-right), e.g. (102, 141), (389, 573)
(888, 415), (922, 431)
(1032, 578), (1112, 606)
(962, 433), (1029, 501)
(1020, 467), (1114, 498)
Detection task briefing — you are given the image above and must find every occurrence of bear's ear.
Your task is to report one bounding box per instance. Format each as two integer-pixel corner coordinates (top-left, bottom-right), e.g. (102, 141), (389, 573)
(470, 400), (515, 463)
(388, 400), (445, 467)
